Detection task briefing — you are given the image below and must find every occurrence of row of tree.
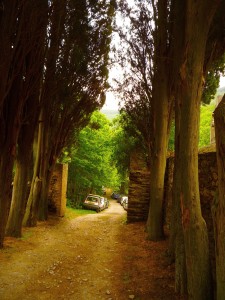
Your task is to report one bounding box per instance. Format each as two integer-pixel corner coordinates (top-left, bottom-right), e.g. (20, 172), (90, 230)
(66, 111), (132, 206)
(0, 0), (115, 247)
(114, 0), (225, 299)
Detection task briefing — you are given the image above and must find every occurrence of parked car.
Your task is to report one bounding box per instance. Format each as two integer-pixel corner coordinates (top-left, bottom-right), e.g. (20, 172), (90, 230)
(122, 197), (128, 211)
(120, 196), (128, 206)
(83, 194), (105, 212)
(103, 197), (109, 209)
(111, 191), (120, 200)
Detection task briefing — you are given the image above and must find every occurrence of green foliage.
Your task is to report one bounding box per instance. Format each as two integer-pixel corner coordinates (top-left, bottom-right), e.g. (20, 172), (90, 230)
(167, 105), (215, 152)
(199, 104), (215, 148)
(113, 1), (153, 158)
(111, 114), (138, 176)
(202, 54), (225, 104)
(68, 111), (121, 201)
(168, 121), (175, 151)
(65, 206), (96, 220)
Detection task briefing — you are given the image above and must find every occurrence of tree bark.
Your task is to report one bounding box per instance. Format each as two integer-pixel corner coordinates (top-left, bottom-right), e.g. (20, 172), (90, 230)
(213, 94), (225, 299)
(0, 1), (21, 248)
(23, 115), (43, 227)
(146, 0), (172, 241)
(146, 87), (171, 240)
(4, 0), (48, 237)
(175, 1), (219, 297)
(6, 151), (31, 237)
(6, 108), (37, 237)
(0, 76), (23, 247)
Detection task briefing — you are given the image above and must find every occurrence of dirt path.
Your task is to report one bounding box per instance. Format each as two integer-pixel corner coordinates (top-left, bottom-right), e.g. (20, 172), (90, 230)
(0, 200), (177, 300)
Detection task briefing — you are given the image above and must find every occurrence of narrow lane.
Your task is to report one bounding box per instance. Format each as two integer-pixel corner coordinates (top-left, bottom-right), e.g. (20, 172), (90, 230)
(0, 200), (176, 300)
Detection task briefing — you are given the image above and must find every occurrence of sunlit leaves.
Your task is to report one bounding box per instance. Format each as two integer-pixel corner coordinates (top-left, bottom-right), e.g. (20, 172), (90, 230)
(69, 111), (121, 195)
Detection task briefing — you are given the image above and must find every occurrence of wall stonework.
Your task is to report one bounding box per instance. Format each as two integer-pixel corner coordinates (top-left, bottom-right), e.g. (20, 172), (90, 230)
(48, 163), (68, 217)
(164, 151), (217, 236)
(128, 149), (218, 233)
(127, 151), (150, 223)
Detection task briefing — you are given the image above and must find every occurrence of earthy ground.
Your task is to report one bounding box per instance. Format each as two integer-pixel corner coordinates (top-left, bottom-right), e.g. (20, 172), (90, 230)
(0, 200), (178, 300)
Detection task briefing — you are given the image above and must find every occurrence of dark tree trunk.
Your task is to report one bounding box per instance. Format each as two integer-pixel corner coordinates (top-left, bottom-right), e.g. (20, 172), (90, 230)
(0, 0), (48, 247)
(23, 112), (43, 227)
(171, 102), (187, 295)
(4, 0), (48, 237)
(23, 177), (42, 227)
(0, 76), (23, 247)
(6, 105), (38, 237)
(0, 151), (14, 247)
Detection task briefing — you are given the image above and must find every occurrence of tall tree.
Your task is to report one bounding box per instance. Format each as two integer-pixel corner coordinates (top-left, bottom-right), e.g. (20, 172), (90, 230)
(5, 0), (48, 237)
(0, 1), (18, 111)
(24, 0), (115, 225)
(117, 0), (174, 240)
(173, 1), (225, 298)
(145, 0), (175, 240)
(0, 0), (48, 247)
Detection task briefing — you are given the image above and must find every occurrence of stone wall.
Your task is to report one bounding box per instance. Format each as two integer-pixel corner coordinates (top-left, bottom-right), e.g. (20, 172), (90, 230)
(164, 150), (217, 235)
(127, 151), (150, 223)
(128, 149), (218, 231)
(48, 163), (68, 217)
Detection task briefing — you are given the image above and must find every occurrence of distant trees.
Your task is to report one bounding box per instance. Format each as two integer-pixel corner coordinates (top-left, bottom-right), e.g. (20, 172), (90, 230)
(67, 111), (121, 204)
(0, 0), (115, 246)
(67, 111), (135, 206)
(115, 0), (153, 158)
(199, 104), (215, 148)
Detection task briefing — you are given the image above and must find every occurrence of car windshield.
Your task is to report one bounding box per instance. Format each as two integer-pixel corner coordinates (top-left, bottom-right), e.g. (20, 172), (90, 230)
(87, 196), (98, 203)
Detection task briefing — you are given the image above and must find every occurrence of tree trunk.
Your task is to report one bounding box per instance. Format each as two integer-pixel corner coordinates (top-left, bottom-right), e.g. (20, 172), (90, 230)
(176, 1), (219, 296)
(179, 72), (212, 300)
(146, 0), (172, 241)
(6, 112), (37, 237)
(23, 112), (43, 227)
(173, 145), (187, 295)
(213, 94), (225, 299)
(6, 157), (31, 237)
(0, 76), (23, 247)
(0, 2), (22, 248)
(173, 1), (222, 298)
(4, 0), (48, 236)
(23, 177), (42, 227)
(146, 89), (170, 240)
(171, 87), (188, 295)
(0, 151), (14, 247)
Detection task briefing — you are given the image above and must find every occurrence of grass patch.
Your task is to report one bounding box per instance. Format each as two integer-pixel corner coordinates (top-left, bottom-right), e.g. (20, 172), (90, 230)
(65, 206), (96, 219)
(121, 215), (128, 224)
(20, 231), (33, 241)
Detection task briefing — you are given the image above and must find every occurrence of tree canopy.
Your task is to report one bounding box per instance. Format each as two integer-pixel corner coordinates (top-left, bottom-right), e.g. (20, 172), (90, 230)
(67, 111), (127, 203)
